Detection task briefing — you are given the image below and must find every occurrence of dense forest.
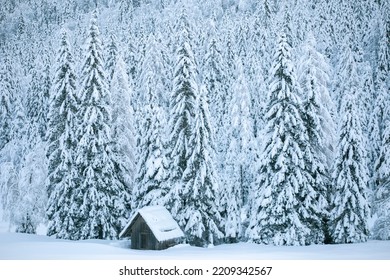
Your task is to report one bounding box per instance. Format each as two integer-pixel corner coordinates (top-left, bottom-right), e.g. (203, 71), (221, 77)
(0, 0), (389, 247)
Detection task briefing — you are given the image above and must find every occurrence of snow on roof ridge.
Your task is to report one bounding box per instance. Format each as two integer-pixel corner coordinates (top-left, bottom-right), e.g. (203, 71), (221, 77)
(120, 205), (184, 242)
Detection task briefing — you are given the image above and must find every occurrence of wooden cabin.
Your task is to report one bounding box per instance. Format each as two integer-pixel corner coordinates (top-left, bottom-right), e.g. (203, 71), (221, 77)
(119, 206), (185, 250)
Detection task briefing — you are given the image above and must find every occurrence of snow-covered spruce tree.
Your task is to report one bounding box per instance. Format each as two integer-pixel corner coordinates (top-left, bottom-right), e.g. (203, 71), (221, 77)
(26, 52), (51, 142)
(330, 46), (370, 244)
(355, 47), (374, 136)
(246, 30), (318, 246)
(314, 0), (343, 58)
(132, 102), (168, 211)
(0, 57), (14, 151)
(371, 17), (390, 240)
(124, 31), (138, 87)
(119, 0), (135, 24)
(369, 20), (390, 178)
(330, 1), (358, 58)
(109, 53), (135, 227)
(247, 16), (269, 138)
(298, 32), (336, 243)
(74, 13), (126, 240)
(0, 57), (14, 208)
(220, 58), (254, 243)
(354, 47), (376, 194)
(290, 0), (311, 44)
(235, 21), (249, 63)
(136, 32), (171, 120)
(202, 21), (228, 159)
(164, 11), (224, 246)
(125, 28), (146, 138)
(105, 34), (118, 86)
(132, 33), (170, 212)
(201, 21), (233, 226)
(219, 25), (236, 134)
(255, 0), (276, 27)
(372, 118), (390, 240)
(298, 32), (336, 162)
(331, 7), (364, 112)
(179, 85), (223, 247)
(45, 29), (80, 239)
(165, 12), (198, 217)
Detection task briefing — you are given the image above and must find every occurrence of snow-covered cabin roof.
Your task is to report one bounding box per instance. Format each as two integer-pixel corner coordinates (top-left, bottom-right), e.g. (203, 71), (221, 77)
(119, 206), (184, 242)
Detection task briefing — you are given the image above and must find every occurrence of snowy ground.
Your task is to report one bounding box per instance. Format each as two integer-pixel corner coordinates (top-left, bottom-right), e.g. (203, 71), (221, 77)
(1, 221), (390, 260)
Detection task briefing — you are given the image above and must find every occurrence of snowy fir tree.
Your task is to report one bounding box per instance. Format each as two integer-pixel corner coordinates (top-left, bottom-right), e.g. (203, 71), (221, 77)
(369, 20), (390, 175)
(355, 48), (374, 136)
(166, 11), (198, 215)
(298, 32), (336, 165)
(202, 20), (228, 158)
(372, 118), (390, 240)
(26, 52), (51, 142)
(45, 29), (80, 239)
(330, 46), (370, 244)
(132, 101), (168, 211)
(298, 32), (336, 243)
(179, 85), (223, 247)
(109, 53), (136, 226)
(73, 12), (127, 240)
(0, 58), (14, 151)
(246, 23), (269, 138)
(370, 16), (390, 240)
(165, 11), (225, 247)
(132, 33), (170, 212)
(246, 29), (320, 246)
(220, 57), (254, 242)
(105, 34), (119, 86)
(135, 32), (171, 128)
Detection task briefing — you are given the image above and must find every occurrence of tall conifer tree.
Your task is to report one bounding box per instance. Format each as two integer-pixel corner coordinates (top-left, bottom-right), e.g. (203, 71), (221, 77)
(74, 12), (125, 239)
(246, 30), (316, 246)
(370, 19), (390, 179)
(221, 58), (254, 242)
(166, 12), (198, 215)
(132, 33), (169, 212)
(202, 22), (228, 159)
(179, 85), (223, 247)
(298, 33), (336, 243)
(109, 54), (135, 229)
(0, 57), (14, 151)
(330, 46), (370, 244)
(46, 29), (80, 239)
(372, 118), (390, 240)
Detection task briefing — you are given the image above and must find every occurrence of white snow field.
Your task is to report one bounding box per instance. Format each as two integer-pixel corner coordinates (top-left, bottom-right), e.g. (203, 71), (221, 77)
(1, 230), (390, 260)
(1, 220), (389, 280)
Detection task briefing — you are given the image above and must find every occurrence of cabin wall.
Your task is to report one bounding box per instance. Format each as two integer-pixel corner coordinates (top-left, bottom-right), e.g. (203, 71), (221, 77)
(130, 215), (158, 250)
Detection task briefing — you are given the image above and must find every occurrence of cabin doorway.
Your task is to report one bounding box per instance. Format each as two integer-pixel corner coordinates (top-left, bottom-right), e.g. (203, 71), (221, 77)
(140, 233), (148, 249)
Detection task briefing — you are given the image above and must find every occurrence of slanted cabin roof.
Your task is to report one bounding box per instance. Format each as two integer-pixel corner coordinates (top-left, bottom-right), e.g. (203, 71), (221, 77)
(119, 206), (184, 242)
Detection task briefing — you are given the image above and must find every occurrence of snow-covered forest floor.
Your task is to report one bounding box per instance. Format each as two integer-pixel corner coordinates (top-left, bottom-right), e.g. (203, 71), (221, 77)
(1, 222), (389, 260)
